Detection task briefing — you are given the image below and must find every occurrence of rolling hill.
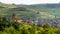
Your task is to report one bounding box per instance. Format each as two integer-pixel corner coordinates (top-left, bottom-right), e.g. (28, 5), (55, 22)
(0, 2), (55, 20)
(22, 3), (60, 18)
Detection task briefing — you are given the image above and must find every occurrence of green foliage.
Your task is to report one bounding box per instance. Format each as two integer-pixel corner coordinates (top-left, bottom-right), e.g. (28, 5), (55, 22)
(0, 21), (60, 34)
(0, 17), (60, 34)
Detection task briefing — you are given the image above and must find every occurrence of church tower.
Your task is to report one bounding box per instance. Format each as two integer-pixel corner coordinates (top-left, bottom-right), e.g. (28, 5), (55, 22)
(12, 13), (16, 20)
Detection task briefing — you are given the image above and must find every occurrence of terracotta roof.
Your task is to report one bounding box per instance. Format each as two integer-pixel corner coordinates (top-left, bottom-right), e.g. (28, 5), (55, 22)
(15, 17), (21, 21)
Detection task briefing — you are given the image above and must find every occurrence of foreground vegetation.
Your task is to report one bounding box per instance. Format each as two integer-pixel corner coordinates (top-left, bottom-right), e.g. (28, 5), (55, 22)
(0, 18), (60, 34)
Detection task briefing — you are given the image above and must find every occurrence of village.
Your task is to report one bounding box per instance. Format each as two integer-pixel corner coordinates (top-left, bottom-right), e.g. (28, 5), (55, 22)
(6, 13), (60, 27)
(0, 13), (60, 28)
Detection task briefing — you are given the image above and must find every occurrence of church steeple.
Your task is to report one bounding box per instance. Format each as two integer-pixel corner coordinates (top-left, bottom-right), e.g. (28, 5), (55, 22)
(12, 13), (16, 20)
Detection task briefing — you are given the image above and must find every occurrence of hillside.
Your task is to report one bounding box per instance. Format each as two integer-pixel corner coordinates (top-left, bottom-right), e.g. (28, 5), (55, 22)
(22, 3), (60, 18)
(0, 3), (55, 20)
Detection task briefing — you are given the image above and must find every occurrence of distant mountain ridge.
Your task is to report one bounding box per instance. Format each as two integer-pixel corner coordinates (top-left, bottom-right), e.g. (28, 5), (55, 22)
(21, 3), (60, 9)
(45, 4), (60, 8)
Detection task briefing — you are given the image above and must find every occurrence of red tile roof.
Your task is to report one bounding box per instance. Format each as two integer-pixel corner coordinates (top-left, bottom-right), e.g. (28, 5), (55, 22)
(15, 17), (21, 21)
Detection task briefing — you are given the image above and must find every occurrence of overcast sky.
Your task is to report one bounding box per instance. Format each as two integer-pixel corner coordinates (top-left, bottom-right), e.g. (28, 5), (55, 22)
(0, 0), (60, 5)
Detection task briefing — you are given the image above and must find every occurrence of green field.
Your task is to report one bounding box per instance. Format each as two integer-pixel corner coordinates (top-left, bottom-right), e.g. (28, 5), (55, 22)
(0, 3), (55, 20)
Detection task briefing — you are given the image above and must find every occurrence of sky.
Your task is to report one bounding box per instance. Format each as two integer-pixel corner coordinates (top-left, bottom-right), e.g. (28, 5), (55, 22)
(0, 0), (60, 5)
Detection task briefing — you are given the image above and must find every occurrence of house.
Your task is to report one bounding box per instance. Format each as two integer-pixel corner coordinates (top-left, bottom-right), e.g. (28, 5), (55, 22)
(25, 19), (33, 25)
